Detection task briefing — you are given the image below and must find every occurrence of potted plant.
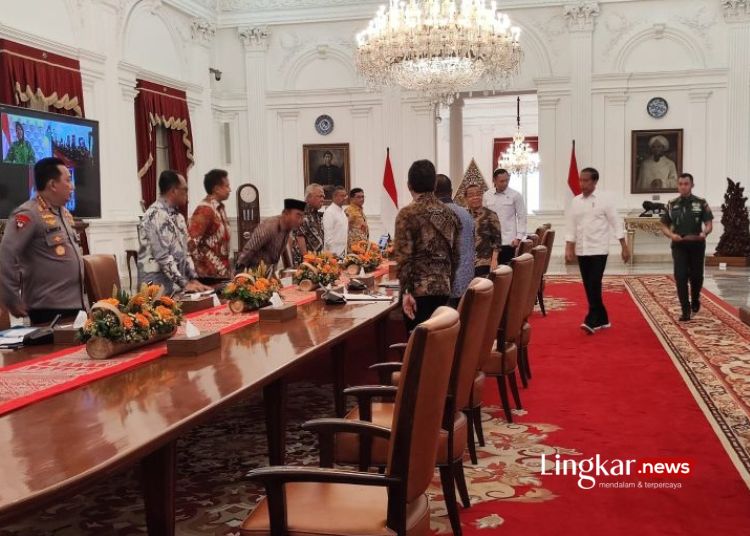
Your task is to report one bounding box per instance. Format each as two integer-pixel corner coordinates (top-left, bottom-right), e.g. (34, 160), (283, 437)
(223, 262), (282, 313)
(343, 240), (383, 274)
(294, 252), (341, 290)
(79, 284), (183, 359)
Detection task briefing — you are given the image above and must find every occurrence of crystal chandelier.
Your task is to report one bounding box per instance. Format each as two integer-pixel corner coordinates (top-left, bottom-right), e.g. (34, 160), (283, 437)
(355, 0), (523, 107)
(498, 96), (539, 175)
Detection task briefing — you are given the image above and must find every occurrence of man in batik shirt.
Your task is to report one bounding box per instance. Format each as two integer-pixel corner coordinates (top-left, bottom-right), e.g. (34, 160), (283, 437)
(465, 184), (502, 276)
(137, 170), (211, 295)
(345, 187), (369, 250)
(188, 169), (232, 283)
(394, 159), (460, 332)
(292, 184), (325, 265)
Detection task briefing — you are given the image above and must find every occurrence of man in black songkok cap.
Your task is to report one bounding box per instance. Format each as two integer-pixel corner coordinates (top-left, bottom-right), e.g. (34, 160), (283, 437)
(237, 198), (306, 271)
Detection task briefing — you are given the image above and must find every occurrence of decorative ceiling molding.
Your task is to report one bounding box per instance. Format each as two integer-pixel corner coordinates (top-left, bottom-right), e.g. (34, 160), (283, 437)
(191, 17), (216, 42)
(563, 1), (600, 32)
(238, 26), (269, 50)
(723, 0), (750, 21)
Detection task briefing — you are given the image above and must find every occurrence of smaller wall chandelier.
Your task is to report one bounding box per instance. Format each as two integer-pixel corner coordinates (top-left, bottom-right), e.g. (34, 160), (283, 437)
(355, 0), (523, 107)
(498, 96), (539, 175)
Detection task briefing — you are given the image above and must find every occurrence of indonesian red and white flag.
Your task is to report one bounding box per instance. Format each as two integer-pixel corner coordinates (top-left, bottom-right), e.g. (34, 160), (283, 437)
(381, 147), (399, 237)
(568, 139), (582, 196)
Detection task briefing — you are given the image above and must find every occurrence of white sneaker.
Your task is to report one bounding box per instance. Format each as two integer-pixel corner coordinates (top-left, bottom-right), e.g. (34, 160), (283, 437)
(580, 323), (595, 334)
(594, 323), (612, 331)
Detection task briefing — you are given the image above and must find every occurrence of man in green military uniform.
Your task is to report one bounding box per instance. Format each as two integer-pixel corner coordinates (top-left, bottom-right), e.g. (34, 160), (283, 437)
(0, 157), (87, 324)
(661, 173), (713, 321)
(5, 122), (36, 165)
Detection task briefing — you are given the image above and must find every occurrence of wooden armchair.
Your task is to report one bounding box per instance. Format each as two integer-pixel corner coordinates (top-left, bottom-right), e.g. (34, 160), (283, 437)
(518, 245), (548, 387)
(241, 307), (461, 536)
(82, 254), (121, 304)
(479, 253), (534, 422)
(537, 229), (556, 316)
(327, 279), (494, 536)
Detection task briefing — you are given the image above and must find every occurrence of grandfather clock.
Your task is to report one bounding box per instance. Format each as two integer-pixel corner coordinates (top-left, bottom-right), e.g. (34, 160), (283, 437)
(236, 183), (260, 252)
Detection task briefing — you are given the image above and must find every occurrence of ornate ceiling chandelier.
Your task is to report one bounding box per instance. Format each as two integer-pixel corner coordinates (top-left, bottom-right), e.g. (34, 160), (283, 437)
(498, 96), (539, 175)
(355, 0), (523, 107)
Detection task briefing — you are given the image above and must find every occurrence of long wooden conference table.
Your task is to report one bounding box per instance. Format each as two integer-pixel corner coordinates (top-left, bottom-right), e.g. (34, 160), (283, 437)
(0, 295), (396, 535)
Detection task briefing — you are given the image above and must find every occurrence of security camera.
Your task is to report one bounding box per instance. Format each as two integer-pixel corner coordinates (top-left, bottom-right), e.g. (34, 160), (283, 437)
(209, 68), (222, 81)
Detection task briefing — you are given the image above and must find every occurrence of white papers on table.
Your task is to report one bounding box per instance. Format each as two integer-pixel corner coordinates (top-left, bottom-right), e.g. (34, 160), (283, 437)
(0, 327), (37, 347)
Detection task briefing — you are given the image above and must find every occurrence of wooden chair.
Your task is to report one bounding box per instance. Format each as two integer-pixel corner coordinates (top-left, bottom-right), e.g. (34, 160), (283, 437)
(518, 246), (548, 387)
(0, 308), (10, 331)
(464, 266), (513, 462)
(332, 278), (494, 536)
(241, 307), (460, 536)
(537, 229), (556, 316)
(479, 253), (534, 422)
(82, 254), (121, 304)
(516, 239), (534, 256)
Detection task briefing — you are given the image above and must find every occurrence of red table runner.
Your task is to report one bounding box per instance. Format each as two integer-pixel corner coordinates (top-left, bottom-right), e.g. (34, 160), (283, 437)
(0, 287), (319, 416)
(0, 261), (396, 417)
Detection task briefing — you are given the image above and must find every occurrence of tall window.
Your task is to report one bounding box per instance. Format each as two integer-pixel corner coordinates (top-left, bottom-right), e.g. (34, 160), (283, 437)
(155, 126), (170, 179)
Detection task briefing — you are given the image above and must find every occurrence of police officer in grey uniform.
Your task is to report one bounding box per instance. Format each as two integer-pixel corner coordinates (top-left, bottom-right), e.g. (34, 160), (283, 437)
(0, 157), (87, 324)
(661, 172), (713, 321)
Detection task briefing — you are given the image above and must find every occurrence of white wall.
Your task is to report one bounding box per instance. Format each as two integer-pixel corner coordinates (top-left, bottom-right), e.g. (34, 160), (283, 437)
(0, 0), (220, 278)
(3, 0), (748, 264)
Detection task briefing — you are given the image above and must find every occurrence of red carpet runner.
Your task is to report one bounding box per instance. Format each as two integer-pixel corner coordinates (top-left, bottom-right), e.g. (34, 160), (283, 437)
(454, 277), (750, 536)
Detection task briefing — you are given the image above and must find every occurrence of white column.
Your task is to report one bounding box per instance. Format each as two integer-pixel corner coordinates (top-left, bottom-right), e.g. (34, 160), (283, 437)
(448, 97), (464, 182)
(537, 95), (560, 210)
(351, 106), (374, 194)
(115, 64), (142, 219)
(563, 2), (599, 167)
(278, 110), (300, 209)
(238, 26), (271, 212)
(603, 93), (628, 197)
(723, 2), (750, 181)
(687, 90), (712, 186)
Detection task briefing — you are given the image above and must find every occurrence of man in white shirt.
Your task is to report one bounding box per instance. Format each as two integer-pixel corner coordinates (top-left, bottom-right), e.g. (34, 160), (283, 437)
(322, 186), (348, 256)
(564, 167), (630, 333)
(483, 168), (527, 264)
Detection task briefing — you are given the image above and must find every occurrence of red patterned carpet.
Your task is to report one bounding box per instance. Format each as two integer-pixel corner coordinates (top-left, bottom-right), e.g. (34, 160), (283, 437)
(2, 276), (750, 535)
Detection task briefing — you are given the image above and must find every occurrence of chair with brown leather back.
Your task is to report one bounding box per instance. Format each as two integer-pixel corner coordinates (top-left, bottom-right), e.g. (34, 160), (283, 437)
(479, 253), (534, 422)
(82, 254), (121, 304)
(518, 246), (548, 387)
(329, 278), (494, 536)
(538, 229), (556, 316)
(241, 307), (461, 536)
(465, 265), (513, 462)
(516, 239), (534, 257)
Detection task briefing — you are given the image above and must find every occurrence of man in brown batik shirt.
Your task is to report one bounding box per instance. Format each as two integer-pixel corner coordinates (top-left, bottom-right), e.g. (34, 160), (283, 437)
(393, 159), (460, 332)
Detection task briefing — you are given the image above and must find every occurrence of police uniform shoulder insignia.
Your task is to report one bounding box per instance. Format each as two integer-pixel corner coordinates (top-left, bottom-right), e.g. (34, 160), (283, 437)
(15, 213), (31, 229)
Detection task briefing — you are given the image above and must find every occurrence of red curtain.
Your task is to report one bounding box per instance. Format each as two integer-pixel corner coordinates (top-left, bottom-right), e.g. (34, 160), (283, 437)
(134, 79), (194, 213)
(0, 39), (85, 117)
(493, 136), (539, 172)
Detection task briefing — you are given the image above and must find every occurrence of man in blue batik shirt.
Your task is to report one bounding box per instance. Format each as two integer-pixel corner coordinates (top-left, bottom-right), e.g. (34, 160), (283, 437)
(137, 170), (212, 295)
(436, 174), (475, 308)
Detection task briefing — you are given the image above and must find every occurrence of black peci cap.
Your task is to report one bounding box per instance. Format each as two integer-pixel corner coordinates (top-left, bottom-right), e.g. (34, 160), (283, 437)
(284, 198), (306, 211)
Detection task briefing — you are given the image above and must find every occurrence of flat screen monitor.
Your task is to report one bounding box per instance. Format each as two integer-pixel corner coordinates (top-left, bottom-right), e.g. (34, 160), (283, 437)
(0, 104), (100, 219)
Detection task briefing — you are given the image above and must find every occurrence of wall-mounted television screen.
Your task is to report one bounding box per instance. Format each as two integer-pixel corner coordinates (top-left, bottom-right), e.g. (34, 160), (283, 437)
(0, 104), (100, 219)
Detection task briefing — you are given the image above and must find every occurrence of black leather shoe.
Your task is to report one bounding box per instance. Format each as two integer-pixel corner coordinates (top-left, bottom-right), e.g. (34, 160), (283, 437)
(691, 300), (700, 314)
(679, 312), (691, 322)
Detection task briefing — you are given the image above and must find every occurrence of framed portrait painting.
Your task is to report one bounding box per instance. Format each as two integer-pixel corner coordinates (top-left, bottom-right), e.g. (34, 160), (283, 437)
(631, 129), (683, 194)
(303, 143), (350, 202)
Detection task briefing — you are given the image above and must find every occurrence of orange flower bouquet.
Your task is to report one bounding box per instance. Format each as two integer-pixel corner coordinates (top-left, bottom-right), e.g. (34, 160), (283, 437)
(294, 252), (341, 290)
(224, 261), (282, 313)
(79, 284), (183, 359)
(344, 241), (383, 273)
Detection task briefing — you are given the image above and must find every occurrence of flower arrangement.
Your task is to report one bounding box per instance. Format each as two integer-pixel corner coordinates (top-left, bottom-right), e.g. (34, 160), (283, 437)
(344, 241), (383, 273)
(79, 285), (183, 345)
(223, 262), (282, 313)
(294, 252), (342, 289)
